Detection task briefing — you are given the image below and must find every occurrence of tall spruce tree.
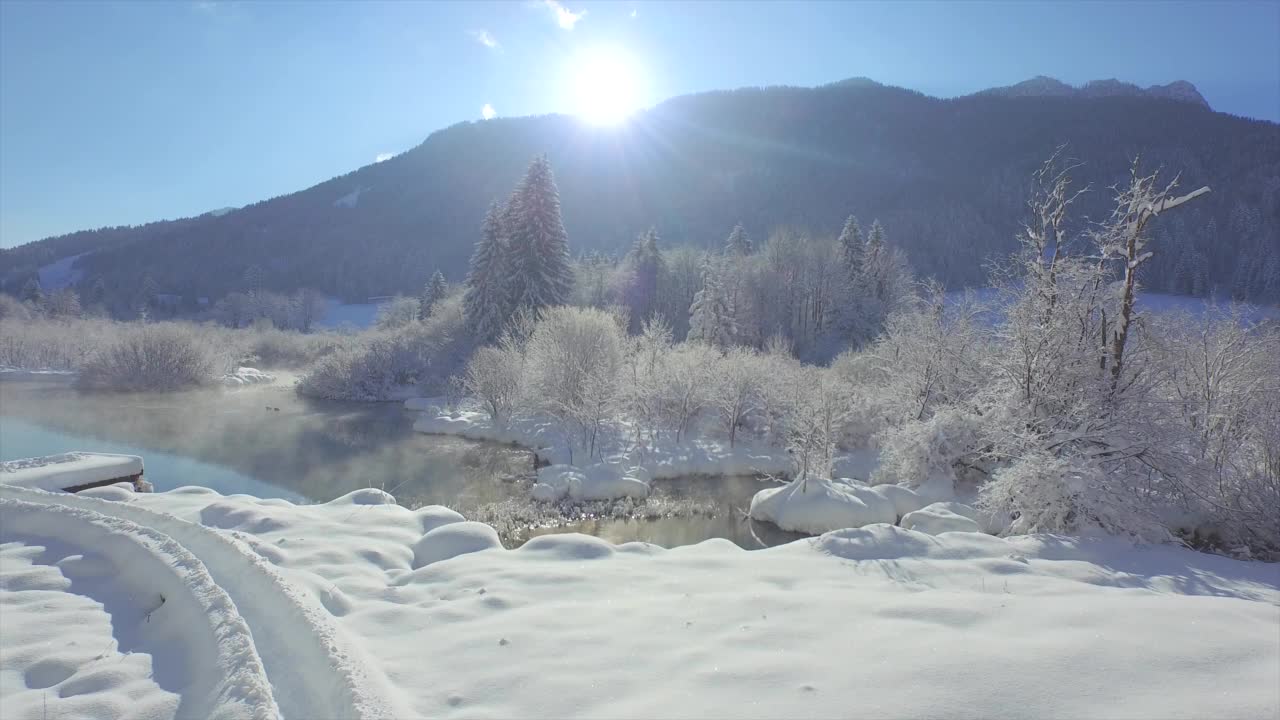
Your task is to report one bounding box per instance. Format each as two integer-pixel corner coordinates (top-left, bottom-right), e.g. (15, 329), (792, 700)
(725, 223), (753, 256)
(864, 220), (888, 303)
(504, 155), (572, 318)
(421, 270), (447, 320)
(465, 203), (510, 342)
(624, 227), (665, 333)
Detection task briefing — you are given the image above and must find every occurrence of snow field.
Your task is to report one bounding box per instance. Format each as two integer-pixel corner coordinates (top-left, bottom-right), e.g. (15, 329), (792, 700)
(0, 485), (406, 720)
(3, 483), (1277, 719)
(0, 498), (277, 720)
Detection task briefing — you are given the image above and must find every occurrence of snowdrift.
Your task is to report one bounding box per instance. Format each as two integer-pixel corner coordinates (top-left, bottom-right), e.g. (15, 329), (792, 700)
(2, 483), (1276, 720)
(1, 452), (143, 492)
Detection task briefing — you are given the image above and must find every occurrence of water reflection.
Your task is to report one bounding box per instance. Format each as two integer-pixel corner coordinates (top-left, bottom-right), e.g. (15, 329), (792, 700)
(1, 377), (801, 549)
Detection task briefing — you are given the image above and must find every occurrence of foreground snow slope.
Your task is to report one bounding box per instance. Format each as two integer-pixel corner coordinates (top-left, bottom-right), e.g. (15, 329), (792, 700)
(2, 484), (1277, 720)
(0, 498), (277, 720)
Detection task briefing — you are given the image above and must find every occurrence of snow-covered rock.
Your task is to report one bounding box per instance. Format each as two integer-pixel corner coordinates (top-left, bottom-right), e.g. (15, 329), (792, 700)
(220, 366), (275, 386)
(750, 476), (897, 535)
(900, 502), (984, 535)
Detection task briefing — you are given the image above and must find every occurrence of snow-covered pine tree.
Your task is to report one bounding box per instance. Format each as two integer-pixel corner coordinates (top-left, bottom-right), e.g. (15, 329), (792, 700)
(837, 215), (864, 283)
(687, 258), (737, 349)
(421, 270), (447, 320)
(464, 203), (511, 343)
(725, 223), (753, 256)
(504, 155), (573, 319)
(864, 220), (887, 303)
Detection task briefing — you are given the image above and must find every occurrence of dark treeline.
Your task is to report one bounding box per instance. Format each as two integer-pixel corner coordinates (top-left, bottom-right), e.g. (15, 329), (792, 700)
(3, 79), (1277, 313)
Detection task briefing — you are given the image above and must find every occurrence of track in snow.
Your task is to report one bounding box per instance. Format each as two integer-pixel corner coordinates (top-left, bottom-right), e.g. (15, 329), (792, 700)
(0, 486), (402, 720)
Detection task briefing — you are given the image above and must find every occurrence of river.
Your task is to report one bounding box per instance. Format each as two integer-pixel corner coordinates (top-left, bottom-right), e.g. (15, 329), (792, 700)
(0, 376), (800, 549)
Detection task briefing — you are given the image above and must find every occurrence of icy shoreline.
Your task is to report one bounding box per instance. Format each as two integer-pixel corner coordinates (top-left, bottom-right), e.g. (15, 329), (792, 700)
(2, 482), (1276, 720)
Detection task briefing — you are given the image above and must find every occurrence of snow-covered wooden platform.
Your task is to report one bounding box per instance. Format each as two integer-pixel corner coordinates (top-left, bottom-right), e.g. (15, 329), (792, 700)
(0, 452), (146, 493)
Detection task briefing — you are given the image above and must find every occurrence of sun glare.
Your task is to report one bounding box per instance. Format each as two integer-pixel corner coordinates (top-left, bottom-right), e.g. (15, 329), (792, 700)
(572, 47), (644, 125)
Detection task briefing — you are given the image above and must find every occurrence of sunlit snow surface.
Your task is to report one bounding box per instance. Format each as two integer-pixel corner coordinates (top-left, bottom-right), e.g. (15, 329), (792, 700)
(2, 483), (1277, 720)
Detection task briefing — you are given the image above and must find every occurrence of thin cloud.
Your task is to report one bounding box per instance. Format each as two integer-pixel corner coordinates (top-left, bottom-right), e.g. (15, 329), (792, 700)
(375, 153), (393, 163)
(481, 104), (497, 121)
(469, 29), (500, 50)
(543, 0), (585, 30)
(630, 8), (637, 19)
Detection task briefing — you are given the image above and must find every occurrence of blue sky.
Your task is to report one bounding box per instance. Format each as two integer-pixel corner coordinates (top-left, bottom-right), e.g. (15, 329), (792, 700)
(1, 0), (1277, 248)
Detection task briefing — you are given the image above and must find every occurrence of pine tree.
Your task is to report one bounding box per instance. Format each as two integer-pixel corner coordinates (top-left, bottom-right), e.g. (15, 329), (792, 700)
(624, 227), (665, 333)
(863, 220), (888, 304)
(837, 215), (864, 283)
(503, 155), (573, 318)
(465, 203), (510, 342)
(725, 223), (753, 256)
(421, 270), (447, 320)
(19, 276), (43, 304)
(687, 259), (736, 349)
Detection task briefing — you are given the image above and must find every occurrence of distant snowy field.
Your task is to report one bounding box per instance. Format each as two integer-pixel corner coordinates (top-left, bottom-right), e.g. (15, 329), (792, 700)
(2, 483), (1277, 720)
(36, 252), (90, 291)
(315, 299), (381, 330)
(950, 288), (1278, 323)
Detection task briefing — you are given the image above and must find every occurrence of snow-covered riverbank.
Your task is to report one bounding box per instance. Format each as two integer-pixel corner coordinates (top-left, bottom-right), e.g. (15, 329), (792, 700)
(2, 482), (1277, 720)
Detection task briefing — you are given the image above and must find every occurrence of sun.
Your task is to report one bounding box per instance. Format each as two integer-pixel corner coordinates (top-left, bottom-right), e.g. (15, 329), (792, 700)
(571, 46), (644, 125)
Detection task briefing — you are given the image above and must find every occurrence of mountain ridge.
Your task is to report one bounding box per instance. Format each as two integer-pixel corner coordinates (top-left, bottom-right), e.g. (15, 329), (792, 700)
(2, 76), (1276, 309)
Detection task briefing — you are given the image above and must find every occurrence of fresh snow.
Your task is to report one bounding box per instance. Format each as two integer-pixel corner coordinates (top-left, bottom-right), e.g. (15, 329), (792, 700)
(1, 483), (1277, 719)
(1, 452), (143, 492)
(220, 367), (276, 387)
(899, 501), (984, 535)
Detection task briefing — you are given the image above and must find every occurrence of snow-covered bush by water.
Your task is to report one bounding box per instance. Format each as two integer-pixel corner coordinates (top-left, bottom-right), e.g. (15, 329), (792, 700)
(298, 296), (472, 401)
(76, 322), (226, 392)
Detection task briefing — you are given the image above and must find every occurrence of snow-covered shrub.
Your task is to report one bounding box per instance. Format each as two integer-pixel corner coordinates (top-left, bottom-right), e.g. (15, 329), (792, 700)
(375, 296), (423, 330)
(977, 452), (1170, 541)
(616, 316), (673, 452)
(710, 347), (768, 447)
(77, 322), (223, 392)
(658, 341), (718, 444)
(0, 317), (108, 370)
(522, 306), (625, 461)
(872, 406), (986, 488)
(239, 327), (342, 368)
(461, 343), (523, 426)
(299, 296), (470, 400)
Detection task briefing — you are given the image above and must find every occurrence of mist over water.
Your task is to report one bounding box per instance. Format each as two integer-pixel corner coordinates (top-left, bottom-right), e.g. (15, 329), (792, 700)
(0, 377), (793, 548)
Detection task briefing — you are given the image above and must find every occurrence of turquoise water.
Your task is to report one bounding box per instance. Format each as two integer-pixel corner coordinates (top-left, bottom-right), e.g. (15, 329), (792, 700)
(1, 417), (307, 501)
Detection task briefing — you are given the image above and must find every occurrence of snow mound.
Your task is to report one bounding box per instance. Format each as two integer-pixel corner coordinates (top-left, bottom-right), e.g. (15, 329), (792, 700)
(411, 521), (502, 569)
(532, 463), (650, 502)
(0, 497), (279, 720)
(1, 452), (143, 492)
(750, 477), (897, 534)
(414, 505), (466, 533)
(221, 367), (275, 386)
(519, 532), (616, 560)
(900, 502), (984, 535)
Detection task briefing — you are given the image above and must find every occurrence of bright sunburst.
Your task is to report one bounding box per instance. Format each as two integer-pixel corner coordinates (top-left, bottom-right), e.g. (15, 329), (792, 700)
(571, 46), (644, 125)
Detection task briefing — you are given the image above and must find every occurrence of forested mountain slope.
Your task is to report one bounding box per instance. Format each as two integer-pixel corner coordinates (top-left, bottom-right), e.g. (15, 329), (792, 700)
(3, 77), (1277, 309)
